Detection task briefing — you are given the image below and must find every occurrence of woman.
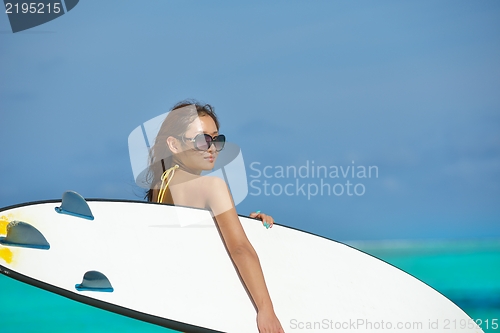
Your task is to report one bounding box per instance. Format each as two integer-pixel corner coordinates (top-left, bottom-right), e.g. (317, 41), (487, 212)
(146, 100), (285, 333)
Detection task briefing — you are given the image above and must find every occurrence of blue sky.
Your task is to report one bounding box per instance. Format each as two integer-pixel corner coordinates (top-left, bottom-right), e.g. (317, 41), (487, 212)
(1, 1), (499, 241)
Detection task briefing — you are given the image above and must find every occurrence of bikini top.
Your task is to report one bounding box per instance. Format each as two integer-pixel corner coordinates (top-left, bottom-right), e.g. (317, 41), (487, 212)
(157, 164), (179, 203)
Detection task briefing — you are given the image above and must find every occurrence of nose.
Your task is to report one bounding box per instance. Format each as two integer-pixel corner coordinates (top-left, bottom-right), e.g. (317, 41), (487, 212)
(207, 142), (217, 153)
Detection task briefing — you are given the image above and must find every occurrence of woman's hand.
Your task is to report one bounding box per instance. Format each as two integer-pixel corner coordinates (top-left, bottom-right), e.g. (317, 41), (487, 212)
(250, 211), (275, 229)
(257, 307), (285, 333)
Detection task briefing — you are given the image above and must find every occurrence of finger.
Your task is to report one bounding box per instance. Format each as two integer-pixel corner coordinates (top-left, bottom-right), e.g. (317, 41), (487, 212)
(250, 210), (261, 218)
(259, 213), (270, 228)
(250, 211), (275, 229)
(263, 215), (274, 228)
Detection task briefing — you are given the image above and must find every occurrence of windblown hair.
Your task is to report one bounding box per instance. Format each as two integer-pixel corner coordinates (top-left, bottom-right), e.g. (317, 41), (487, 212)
(145, 100), (220, 202)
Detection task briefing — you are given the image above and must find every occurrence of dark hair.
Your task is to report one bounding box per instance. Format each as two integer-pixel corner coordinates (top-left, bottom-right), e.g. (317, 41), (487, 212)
(145, 100), (220, 201)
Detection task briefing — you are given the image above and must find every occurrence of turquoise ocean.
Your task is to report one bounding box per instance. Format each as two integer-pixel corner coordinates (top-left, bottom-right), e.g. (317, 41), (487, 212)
(2, 239), (499, 333)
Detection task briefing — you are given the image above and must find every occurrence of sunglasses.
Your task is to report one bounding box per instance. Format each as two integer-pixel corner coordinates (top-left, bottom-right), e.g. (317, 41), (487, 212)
(182, 134), (226, 152)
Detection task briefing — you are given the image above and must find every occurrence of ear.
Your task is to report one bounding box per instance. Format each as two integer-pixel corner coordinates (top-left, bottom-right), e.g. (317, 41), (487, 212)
(166, 136), (180, 153)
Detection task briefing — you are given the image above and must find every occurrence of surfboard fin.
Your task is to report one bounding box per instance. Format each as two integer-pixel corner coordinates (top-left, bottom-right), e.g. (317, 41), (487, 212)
(0, 221), (50, 250)
(75, 271), (114, 292)
(55, 191), (94, 220)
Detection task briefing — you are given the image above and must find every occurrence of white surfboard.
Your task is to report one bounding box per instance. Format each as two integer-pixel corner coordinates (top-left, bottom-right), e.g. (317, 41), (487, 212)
(0, 193), (483, 333)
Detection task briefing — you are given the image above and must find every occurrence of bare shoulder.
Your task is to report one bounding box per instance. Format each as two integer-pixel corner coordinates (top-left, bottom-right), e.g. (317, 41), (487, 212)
(199, 176), (234, 215)
(200, 175), (227, 189)
(199, 176), (230, 197)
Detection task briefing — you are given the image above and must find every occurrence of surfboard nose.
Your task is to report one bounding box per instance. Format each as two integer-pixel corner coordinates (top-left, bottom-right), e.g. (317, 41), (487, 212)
(75, 271), (114, 292)
(0, 221), (50, 250)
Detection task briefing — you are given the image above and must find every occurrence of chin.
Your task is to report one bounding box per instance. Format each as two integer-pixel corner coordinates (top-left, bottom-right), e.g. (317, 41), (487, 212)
(194, 160), (213, 171)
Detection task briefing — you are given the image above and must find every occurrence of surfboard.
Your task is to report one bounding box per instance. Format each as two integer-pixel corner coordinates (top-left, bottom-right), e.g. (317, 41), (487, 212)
(0, 193), (483, 333)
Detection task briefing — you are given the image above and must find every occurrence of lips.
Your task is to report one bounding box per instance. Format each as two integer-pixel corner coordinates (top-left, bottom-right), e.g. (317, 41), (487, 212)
(204, 155), (214, 162)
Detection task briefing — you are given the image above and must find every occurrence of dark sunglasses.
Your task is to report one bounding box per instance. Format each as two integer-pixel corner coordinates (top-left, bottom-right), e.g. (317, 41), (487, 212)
(182, 134), (226, 152)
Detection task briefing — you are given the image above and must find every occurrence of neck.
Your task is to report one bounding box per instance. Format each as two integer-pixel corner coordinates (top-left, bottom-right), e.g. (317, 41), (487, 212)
(171, 158), (202, 175)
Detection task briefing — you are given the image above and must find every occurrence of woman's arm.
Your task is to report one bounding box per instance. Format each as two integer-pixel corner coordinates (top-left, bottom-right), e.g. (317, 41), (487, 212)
(205, 177), (284, 333)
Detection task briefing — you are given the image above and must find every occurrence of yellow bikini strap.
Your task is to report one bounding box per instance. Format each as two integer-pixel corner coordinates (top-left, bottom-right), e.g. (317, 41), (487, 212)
(157, 164), (179, 203)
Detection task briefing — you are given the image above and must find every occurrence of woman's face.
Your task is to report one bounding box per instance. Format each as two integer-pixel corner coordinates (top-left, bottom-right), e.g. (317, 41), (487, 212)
(174, 115), (219, 173)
